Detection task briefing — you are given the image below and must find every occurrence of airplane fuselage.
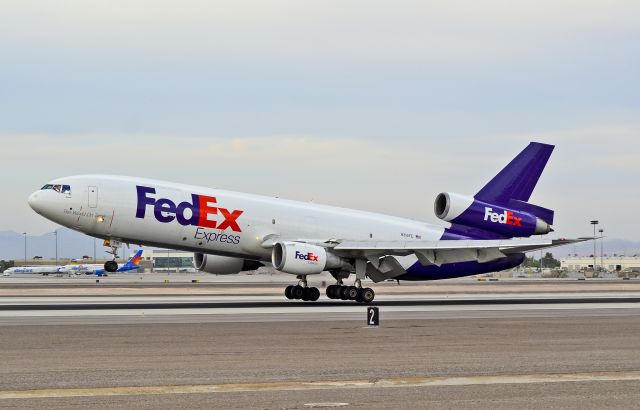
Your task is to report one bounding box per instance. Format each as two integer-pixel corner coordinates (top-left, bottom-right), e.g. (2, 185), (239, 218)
(30, 175), (443, 256)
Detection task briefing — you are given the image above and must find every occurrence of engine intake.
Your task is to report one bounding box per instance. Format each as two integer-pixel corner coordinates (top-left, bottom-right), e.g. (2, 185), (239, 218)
(272, 241), (351, 275)
(194, 253), (263, 275)
(434, 192), (552, 237)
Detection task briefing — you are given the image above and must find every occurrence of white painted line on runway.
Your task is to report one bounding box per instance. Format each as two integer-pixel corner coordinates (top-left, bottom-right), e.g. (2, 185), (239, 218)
(0, 302), (639, 315)
(2, 292), (639, 304)
(2, 371), (640, 399)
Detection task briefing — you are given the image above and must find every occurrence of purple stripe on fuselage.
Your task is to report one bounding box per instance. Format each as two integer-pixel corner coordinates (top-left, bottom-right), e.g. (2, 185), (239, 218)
(396, 227), (526, 281)
(399, 253), (525, 281)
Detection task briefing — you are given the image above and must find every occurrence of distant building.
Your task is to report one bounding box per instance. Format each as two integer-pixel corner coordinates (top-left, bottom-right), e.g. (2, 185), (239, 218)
(133, 249), (195, 272)
(561, 256), (640, 272)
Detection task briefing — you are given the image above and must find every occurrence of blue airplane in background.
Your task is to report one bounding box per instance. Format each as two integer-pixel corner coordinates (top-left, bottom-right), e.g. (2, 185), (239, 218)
(60, 250), (144, 276)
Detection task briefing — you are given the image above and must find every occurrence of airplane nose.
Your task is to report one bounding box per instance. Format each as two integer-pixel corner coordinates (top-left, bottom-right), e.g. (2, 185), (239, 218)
(28, 191), (42, 213)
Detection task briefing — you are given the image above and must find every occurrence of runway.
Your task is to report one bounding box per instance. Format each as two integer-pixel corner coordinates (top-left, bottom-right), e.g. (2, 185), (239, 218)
(1, 280), (640, 408)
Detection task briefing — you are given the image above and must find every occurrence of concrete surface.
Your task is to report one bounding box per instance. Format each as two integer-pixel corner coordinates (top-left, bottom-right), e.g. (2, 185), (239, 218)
(1, 309), (640, 408)
(1, 279), (640, 408)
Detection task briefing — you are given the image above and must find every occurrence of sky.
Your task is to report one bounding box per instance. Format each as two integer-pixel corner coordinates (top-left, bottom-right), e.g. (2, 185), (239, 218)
(0, 0), (638, 240)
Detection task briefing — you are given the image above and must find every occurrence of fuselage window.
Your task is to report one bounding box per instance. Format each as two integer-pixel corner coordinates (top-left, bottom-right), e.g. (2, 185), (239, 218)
(61, 185), (71, 194)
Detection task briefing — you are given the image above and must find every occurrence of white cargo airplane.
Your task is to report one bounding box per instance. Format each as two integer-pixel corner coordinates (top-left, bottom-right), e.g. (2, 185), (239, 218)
(27, 143), (586, 302)
(3, 265), (63, 275)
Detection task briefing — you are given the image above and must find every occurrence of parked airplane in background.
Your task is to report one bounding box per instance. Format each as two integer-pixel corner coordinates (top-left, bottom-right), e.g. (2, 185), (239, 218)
(3, 265), (63, 275)
(59, 250), (144, 276)
(2, 251), (144, 277)
(27, 142), (587, 302)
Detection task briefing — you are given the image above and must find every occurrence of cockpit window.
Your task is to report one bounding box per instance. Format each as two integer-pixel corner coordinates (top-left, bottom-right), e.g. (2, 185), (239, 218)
(41, 184), (71, 194)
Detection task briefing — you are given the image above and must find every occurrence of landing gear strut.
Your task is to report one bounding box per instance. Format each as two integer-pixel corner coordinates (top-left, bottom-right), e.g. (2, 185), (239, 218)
(284, 276), (320, 302)
(103, 240), (121, 273)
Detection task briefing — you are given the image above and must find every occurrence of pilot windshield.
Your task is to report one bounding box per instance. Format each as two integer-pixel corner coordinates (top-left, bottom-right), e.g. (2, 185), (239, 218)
(41, 184), (71, 194)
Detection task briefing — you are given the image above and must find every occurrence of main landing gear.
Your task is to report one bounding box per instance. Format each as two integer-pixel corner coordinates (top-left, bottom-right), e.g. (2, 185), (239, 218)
(326, 279), (375, 304)
(284, 276), (320, 302)
(283, 266), (376, 303)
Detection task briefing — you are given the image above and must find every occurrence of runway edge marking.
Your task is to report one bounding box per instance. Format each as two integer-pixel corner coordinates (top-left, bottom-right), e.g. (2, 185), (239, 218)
(3, 371), (640, 399)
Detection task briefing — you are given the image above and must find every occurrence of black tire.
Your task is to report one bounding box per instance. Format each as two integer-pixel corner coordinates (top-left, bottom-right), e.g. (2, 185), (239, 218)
(326, 285), (336, 299)
(355, 289), (364, 303)
(309, 287), (320, 301)
(361, 287), (375, 304)
(292, 285), (304, 299)
(339, 286), (350, 300)
(301, 287), (310, 301)
(285, 285), (294, 299)
(104, 260), (118, 272)
(346, 286), (359, 300)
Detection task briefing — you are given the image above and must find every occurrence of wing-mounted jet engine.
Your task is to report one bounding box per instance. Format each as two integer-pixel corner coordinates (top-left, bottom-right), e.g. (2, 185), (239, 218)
(271, 241), (356, 302)
(194, 253), (263, 275)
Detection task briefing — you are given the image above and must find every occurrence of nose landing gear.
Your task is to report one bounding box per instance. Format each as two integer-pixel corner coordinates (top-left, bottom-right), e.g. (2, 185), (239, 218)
(104, 260), (118, 272)
(103, 240), (121, 273)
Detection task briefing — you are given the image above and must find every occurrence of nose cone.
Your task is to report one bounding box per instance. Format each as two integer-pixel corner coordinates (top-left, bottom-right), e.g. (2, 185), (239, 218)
(28, 191), (42, 213)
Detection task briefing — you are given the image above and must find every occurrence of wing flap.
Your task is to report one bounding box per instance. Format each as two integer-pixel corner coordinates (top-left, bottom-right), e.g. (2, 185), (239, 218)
(333, 237), (591, 264)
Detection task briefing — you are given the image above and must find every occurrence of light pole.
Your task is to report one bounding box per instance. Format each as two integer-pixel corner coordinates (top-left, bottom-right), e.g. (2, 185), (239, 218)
(93, 238), (97, 263)
(590, 220), (599, 272)
(599, 228), (604, 272)
(23, 232), (27, 266)
(54, 230), (58, 267)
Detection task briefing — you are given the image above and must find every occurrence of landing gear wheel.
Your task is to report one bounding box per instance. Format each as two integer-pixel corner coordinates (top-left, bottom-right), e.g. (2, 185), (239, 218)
(360, 287), (375, 304)
(339, 286), (350, 300)
(292, 285), (304, 299)
(104, 260), (118, 273)
(301, 288), (310, 301)
(285, 285), (295, 300)
(326, 285), (337, 299)
(346, 286), (359, 300)
(308, 287), (320, 301)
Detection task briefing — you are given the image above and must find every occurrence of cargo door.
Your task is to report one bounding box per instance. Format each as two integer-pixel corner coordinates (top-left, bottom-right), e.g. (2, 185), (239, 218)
(88, 186), (98, 208)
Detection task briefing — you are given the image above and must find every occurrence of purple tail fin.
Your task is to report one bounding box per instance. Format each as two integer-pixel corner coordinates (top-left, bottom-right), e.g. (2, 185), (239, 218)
(475, 142), (554, 204)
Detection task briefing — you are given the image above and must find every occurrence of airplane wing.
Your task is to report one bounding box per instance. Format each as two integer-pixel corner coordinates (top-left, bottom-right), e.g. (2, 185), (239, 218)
(331, 237), (592, 267)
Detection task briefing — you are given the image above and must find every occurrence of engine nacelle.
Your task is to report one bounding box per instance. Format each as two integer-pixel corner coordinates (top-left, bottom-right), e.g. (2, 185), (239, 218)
(434, 192), (552, 237)
(194, 253), (263, 275)
(271, 241), (351, 275)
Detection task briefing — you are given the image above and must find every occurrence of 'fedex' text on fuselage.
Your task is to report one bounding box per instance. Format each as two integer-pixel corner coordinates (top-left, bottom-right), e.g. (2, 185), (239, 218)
(483, 207), (522, 226)
(135, 185), (244, 232)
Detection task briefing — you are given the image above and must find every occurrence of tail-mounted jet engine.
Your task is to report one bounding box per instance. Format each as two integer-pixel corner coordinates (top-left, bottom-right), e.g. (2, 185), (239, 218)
(272, 241), (352, 275)
(434, 192), (553, 237)
(194, 253), (263, 274)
